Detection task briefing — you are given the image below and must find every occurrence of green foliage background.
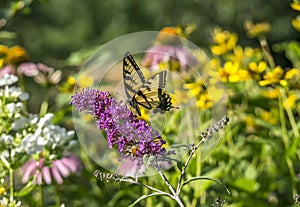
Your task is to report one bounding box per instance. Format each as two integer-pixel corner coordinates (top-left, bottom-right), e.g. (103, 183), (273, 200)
(1, 0), (300, 207)
(2, 0), (298, 64)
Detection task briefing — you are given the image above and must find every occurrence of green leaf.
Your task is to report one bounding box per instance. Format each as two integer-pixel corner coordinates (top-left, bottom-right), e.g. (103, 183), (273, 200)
(15, 181), (35, 197)
(233, 178), (260, 193)
(273, 41), (300, 68)
(176, 161), (183, 171)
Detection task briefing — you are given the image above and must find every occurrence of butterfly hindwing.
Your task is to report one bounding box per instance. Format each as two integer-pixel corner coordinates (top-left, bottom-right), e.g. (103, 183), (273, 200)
(123, 52), (175, 116)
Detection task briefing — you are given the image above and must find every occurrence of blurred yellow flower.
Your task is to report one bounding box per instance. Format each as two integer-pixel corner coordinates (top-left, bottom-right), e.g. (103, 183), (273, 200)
(0, 45), (9, 56)
(262, 88), (280, 99)
(259, 66), (286, 86)
(0, 186), (5, 195)
(5, 45), (28, 64)
(283, 93), (298, 110)
(183, 81), (223, 109)
(218, 61), (249, 82)
(196, 93), (212, 109)
(244, 116), (256, 132)
(244, 21), (271, 38)
(292, 17), (300, 32)
(248, 61), (267, 74)
(156, 27), (182, 45)
(244, 47), (256, 58)
(67, 76), (76, 85)
(60, 73), (93, 93)
(260, 108), (278, 125)
(175, 24), (196, 38)
(291, 1), (300, 11)
(0, 59), (4, 68)
(184, 81), (203, 97)
(211, 29), (238, 55)
(284, 68), (299, 79)
(184, 81), (211, 108)
(78, 73), (94, 88)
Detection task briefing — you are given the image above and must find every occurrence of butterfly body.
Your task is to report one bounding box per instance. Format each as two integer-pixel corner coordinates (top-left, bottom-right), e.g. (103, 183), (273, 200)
(123, 52), (176, 116)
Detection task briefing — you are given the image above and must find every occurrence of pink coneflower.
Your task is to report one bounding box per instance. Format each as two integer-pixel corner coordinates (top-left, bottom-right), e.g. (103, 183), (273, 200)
(17, 62), (39, 77)
(0, 64), (16, 78)
(143, 45), (198, 72)
(22, 154), (81, 185)
(142, 27), (198, 72)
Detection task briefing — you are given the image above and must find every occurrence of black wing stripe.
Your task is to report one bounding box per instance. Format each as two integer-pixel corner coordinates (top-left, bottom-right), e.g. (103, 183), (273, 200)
(123, 52), (146, 83)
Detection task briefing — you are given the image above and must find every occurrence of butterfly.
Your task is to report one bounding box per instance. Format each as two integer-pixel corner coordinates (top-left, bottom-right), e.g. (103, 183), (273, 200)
(123, 52), (176, 116)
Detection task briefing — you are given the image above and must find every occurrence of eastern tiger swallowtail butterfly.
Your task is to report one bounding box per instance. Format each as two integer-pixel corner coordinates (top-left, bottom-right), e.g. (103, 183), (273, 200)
(123, 52), (176, 116)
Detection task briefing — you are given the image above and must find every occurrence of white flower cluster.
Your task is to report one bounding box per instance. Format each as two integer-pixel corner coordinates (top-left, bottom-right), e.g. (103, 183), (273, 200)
(0, 74), (75, 159)
(0, 197), (22, 207)
(21, 113), (75, 155)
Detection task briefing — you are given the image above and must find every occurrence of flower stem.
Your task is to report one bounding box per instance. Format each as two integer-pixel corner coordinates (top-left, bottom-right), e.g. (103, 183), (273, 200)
(260, 38), (275, 68)
(0, 155), (14, 202)
(176, 138), (205, 194)
(55, 185), (61, 207)
(279, 88), (300, 138)
(278, 89), (297, 194)
(155, 160), (185, 207)
(9, 168), (14, 202)
(37, 185), (43, 207)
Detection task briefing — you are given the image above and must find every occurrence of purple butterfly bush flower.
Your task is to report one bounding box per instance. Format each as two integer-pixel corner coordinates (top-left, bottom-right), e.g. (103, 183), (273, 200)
(22, 154), (81, 185)
(70, 88), (166, 160)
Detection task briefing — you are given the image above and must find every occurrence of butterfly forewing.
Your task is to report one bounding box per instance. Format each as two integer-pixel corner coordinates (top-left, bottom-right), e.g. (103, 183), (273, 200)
(123, 52), (146, 99)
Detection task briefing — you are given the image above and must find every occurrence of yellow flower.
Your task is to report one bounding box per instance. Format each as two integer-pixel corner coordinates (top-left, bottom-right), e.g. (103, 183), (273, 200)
(175, 24), (196, 38)
(248, 61), (267, 74)
(212, 29), (229, 44)
(244, 116), (256, 132)
(292, 17), (300, 32)
(5, 45), (28, 64)
(283, 93), (298, 110)
(244, 21), (271, 38)
(0, 45), (9, 56)
(291, 2), (300, 11)
(0, 59), (4, 68)
(196, 93), (212, 109)
(262, 88), (279, 99)
(218, 61), (249, 82)
(67, 76), (76, 85)
(211, 29), (238, 55)
(0, 44), (8, 67)
(259, 66), (286, 86)
(0, 186), (5, 195)
(184, 81), (203, 97)
(284, 68), (299, 79)
(260, 108), (278, 125)
(183, 81), (217, 109)
(244, 47), (256, 58)
(156, 27), (182, 45)
(78, 73), (94, 88)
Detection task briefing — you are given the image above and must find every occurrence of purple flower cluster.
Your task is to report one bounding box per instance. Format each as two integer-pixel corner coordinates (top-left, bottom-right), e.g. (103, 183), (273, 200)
(70, 88), (166, 158)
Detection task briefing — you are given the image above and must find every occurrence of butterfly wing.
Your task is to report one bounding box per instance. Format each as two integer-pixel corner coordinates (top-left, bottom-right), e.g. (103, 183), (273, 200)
(123, 52), (146, 99)
(133, 71), (174, 114)
(123, 52), (175, 116)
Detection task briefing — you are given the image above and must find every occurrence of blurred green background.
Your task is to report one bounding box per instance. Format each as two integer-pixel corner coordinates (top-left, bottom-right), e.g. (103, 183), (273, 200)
(1, 0), (298, 65)
(1, 0), (300, 206)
